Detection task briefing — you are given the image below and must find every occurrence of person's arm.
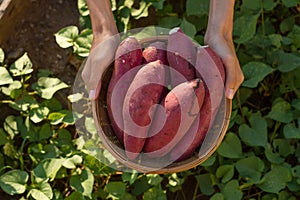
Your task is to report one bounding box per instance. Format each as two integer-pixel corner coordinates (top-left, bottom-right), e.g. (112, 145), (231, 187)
(82, 0), (119, 100)
(204, 0), (244, 99)
(86, 0), (118, 47)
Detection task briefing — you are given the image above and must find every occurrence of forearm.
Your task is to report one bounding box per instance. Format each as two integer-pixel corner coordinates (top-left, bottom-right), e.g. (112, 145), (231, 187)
(205, 0), (235, 43)
(86, 0), (118, 40)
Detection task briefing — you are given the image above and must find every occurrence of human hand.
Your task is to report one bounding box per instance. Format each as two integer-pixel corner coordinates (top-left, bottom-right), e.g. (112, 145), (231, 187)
(81, 34), (120, 100)
(204, 33), (244, 100)
(205, 0), (244, 100)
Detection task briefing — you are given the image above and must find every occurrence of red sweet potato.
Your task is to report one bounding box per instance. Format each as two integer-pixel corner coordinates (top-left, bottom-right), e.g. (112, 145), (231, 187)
(143, 78), (205, 158)
(169, 88), (211, 161)
(123, 60), (166, 160)
(142, 41), (168, 65)
(169, 46), (226, 161)
(106, 36), (143, 144)
(167, 27), (196, 87)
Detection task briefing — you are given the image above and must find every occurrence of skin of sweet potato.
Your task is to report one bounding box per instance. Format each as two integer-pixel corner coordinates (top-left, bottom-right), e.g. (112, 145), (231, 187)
(169, 46), (226, 161)
(143, 78), (205, 158)
(167, 27), (197, 87)
(106, 36), (143, 144)
(142, 41), (168, 65)
(169, 88), (211, 161)
(123, 60), (166, 160)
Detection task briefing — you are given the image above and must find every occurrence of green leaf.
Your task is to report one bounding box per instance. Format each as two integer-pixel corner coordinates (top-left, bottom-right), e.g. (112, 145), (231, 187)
(67, 93), (84, 103)
(186, 0), (209, 16)
(263, 0), (278, 10)
(180, 18), (197, 38)
(74, 29), (93, 57)
(258, 165), (292, 193)
(217, 132), (243, 158)
(238, 112), (268, 147)
(280, 16), (295, 34)
(33, 77), (69, 99)
(29, 179), (53, 200)
(55, 26), (79, 48)
(158, 16), (182, 29)
(0, 170), (29, 195)
(233, 13), (260, 44)
(241, 0), (261, 11)
(70, 168), (94, 198)
(275, 51), (300, 72)
(283, 123), (300, 139)
(235, 156), (265, 183)
(33, 158), (63, 181)
(0, 129), (9, 146)
(29, 106), (50, 123)
(222, 180), (243, 200)
(265, 146), (285, 164)
(242, 62), (273, 88)
(104, 181), (126, 199)
(195, 173), (215, 196)
(0, 67), (13, 86)
(131, 1), (151, 19)
(282, 0), (299, 7)
(267, 98), (294, 123)
(65, 191), (85, 200)
(122, 171), (139, 185)
(1, 80), (22, 96)
(62, 155), (83, 169)
(273, 139), (294, 157)
(143, 184), (167, 200)
(48, 112), (66, 125)
(147, 174), (164, 186)
(77, 0), (89, 16)
(0, 48), (4, 63)
(210, 193), (224, 200)
(9, 53), (33, 76)
(3, 115), (20, 139)
(216, 165), (235, 183)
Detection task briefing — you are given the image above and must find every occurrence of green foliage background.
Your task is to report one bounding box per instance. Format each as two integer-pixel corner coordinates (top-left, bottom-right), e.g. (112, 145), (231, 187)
(0, 0), (300, 199)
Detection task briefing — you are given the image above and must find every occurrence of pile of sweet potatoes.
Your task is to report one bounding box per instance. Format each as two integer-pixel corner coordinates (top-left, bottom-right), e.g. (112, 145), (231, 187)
(105, 27), (225, 162)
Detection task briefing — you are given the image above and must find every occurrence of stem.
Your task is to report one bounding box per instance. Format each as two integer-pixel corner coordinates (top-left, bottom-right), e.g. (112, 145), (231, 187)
(261, 0), (265, 36)
(19, 137), (28, 171)
(192, 180), (199, 200)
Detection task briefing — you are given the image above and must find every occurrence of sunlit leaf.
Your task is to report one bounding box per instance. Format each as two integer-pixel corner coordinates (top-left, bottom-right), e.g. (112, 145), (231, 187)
(33, 158), (64, 181)
(55, 26), (79, 48)
(70, 168), (94, 198)
(0, 48), (4, 63)
(9, 53), (33, 76)
(0, 67), (13, 86)
(32, 77), (69, 99)
(0, 170), (29, 195)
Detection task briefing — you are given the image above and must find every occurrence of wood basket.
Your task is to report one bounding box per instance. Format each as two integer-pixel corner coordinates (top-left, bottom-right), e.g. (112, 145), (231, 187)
(91, 35), (232, 174)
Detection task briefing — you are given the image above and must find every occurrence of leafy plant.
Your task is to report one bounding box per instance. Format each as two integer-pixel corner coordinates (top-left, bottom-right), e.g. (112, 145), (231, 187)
(1, 0), (300, 199)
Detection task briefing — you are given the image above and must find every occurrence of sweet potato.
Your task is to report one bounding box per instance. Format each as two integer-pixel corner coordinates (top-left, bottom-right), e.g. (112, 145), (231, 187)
(123, 60), (166, 160)
(167, 27), (196, 87)
(106, 36), (143, 144)
(195, 46), (225, 117)
(143, 78), (205, 158)
(168, 46), (226, 161)
(142, 41), (168, 65)
(169, 88), (211, 161)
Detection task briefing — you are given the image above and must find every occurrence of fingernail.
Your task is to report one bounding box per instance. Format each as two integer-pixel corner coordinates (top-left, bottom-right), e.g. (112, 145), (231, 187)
(89, 89), (96, 100)
(227, 89), (234, 99)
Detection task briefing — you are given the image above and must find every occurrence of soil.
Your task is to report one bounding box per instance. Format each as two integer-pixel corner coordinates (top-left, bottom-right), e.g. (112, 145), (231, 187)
(0, 0), (80, 86)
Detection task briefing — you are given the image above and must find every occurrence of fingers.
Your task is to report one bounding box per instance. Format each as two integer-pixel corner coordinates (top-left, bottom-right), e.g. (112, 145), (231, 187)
(81, 35), (120, 100)
(205, 36), (244, 99)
